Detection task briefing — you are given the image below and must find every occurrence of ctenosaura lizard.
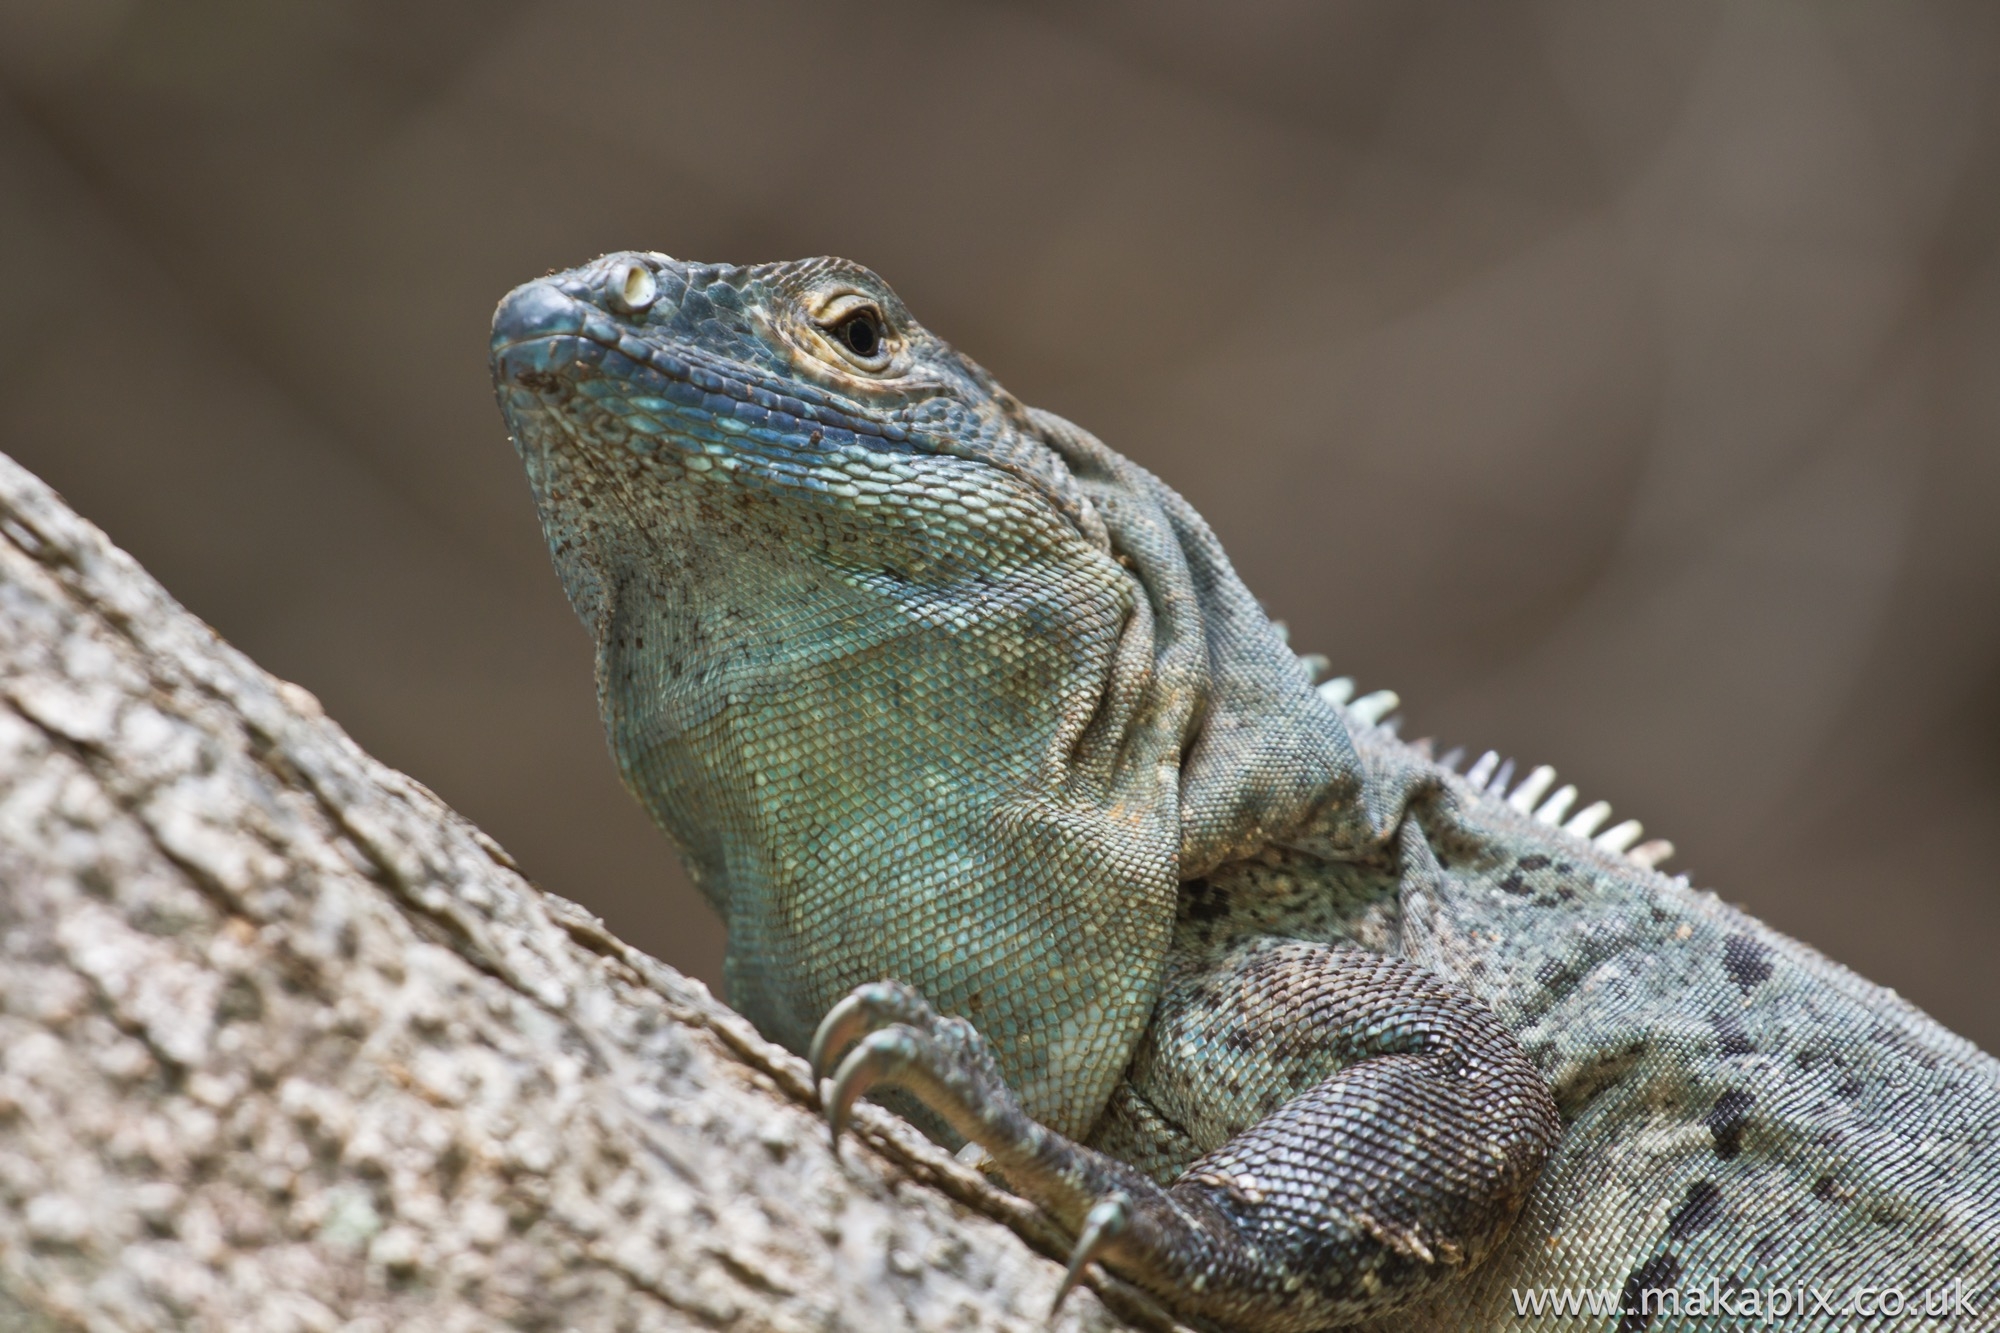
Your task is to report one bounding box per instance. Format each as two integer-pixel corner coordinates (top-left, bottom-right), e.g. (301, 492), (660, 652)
(491, 252), (2000, 1331)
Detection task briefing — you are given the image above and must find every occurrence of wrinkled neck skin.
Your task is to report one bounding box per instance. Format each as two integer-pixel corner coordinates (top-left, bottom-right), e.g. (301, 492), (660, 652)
(492, 252), (1415, 1134)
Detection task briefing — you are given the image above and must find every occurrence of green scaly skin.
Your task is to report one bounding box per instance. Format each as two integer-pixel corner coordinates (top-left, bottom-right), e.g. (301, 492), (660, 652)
(492, 252), (2000, 1331)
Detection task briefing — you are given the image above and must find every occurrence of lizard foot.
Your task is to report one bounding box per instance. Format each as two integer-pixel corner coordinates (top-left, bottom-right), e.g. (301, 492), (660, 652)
(810, 980), (1019, 1159)
(810, 950), (1558, 1332)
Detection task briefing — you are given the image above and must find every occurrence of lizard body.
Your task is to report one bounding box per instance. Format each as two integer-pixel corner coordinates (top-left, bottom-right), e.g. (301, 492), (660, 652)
(492, 253), (2000, 1330)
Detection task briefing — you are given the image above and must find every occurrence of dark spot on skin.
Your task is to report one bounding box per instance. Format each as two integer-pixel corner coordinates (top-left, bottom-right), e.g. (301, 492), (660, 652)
(1706, 1089), (1755, 1158)
(1223, 1028), (1257, 1053)
(1667, 1180), (1723, 1239)
(1183, 882), (1232, 922)
(1871, 1208), (1901, 1227)
(1619, 1254), (1682, 1332)
(1709, 1013), (1755, 1056)
(514, 368), (565, 393)
(1499, 872), (1530, 896)
(1811, 1174), (1840, 1201)
(1517, 855), (1551, 871)
(1722, 934), (1773, 993)
(1554, 862), (1571, 875)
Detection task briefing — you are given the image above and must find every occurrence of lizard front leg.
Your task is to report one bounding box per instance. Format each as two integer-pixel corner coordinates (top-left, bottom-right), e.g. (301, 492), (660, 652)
(812, 944), (1560, 1331)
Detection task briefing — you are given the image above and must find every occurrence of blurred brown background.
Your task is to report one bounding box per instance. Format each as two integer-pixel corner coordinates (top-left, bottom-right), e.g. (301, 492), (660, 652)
(2, 1), (1995, 1050)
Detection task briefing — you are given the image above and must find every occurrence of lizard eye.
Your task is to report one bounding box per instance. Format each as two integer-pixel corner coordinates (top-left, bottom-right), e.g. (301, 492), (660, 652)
(839, 311), (883, 358)
(813, 293), (896, 369)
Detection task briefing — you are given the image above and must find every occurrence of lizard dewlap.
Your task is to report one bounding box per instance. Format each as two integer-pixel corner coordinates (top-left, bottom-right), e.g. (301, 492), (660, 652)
(493, 252), (2000, 1331)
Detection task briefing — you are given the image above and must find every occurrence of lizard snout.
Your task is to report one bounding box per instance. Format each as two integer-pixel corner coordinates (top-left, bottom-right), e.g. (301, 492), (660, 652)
(489, 279), (586, 387)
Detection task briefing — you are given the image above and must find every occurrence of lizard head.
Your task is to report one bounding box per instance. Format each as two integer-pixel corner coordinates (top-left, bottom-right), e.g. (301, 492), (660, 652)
(491, 252), (1114, 629)
(491, 253), (1386, 1109)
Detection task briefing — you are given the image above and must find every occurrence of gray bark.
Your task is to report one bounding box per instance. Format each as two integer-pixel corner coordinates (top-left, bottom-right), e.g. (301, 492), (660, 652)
(0, 452), (1183, 1333)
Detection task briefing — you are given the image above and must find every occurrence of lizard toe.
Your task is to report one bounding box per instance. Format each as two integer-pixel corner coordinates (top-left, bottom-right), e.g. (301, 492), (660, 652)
(826, 1024), (929, 1157)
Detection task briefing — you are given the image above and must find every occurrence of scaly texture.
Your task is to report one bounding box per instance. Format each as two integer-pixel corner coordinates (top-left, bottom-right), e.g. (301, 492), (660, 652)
(493, 253), (2000, 1331)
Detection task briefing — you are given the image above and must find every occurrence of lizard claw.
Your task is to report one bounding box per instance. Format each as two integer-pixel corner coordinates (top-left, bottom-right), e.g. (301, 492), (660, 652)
(1052, 1192), (1132, 1318)
(810, 981), (1022, 1165)
(808, 990), (872, 1095)
(809, 981), (937, 1089)
(825, 1025), (924, 1159)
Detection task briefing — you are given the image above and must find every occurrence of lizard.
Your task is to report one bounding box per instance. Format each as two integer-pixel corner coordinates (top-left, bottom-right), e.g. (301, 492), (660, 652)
(489, 251), (2000, 1331)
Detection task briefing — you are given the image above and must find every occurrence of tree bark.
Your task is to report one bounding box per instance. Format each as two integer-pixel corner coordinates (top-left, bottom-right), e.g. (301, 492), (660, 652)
(0, 453), (1182, 1332)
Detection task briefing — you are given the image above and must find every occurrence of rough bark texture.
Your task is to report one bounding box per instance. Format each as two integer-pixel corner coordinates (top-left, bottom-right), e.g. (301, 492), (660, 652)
(0, 450), (1181, 1333)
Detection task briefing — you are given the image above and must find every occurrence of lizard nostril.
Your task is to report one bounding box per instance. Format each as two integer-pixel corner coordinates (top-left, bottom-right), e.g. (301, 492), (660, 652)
(605, 260), (658, 316)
